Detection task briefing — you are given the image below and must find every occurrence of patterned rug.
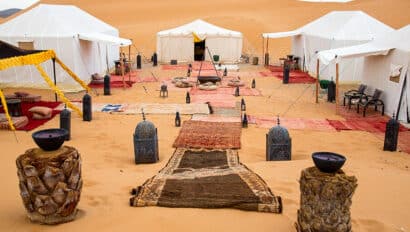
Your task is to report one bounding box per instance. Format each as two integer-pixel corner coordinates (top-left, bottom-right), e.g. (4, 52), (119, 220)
(248, 115), (336, 131)
(191, 114), (241, 123)
(191, 94), (237, 108)
(173, 121), (241, 149)
(190, 87), (261, 96)
(130, 148), (282, 213)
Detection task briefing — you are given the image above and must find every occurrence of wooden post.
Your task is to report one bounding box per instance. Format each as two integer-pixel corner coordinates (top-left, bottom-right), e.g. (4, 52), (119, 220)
(262, 36), (264, 65)
(128, 44), (131, 82)
(120, 47), (125, 89)
(316, 59), (319, 103)
(336, 63), (339, 114)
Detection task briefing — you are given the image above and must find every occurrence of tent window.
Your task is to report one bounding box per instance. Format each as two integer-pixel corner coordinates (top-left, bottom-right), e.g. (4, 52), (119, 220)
(194, 40), (206, 61)
(18, 41), (34, 50)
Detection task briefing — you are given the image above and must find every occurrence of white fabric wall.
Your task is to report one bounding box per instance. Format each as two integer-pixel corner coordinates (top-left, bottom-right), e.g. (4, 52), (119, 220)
(157, 35), (194, 63)
(291, 34), (368, 82)
(157, 35), (242, 63)
(361, 49), (410, 121)
(0, 36), (120, 92)
(206, 37), (242, 62)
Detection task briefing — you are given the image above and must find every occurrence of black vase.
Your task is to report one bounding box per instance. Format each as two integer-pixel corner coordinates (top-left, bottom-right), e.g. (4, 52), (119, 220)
(82, 93), (92, 121)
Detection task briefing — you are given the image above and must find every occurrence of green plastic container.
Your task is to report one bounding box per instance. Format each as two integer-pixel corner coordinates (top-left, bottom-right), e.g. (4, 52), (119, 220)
(213, 55), (220, 62)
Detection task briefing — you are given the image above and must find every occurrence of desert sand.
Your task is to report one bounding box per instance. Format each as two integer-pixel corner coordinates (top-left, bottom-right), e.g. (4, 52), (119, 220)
(1, 0), (410, 232)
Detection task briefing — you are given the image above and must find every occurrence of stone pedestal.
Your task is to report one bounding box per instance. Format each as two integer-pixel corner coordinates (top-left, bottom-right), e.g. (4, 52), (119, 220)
(16, 146), (82, 224)
(296, 167), (357, 232)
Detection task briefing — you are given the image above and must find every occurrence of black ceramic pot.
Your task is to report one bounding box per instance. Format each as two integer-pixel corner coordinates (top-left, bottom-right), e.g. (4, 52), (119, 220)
(32, 128), (68, 151)
(312, 152), (346, 173)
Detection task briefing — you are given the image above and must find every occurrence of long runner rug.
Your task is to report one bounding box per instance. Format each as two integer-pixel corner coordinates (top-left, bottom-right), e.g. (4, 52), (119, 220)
(130, 148), (282, 213)
(173, 121), (241, 149)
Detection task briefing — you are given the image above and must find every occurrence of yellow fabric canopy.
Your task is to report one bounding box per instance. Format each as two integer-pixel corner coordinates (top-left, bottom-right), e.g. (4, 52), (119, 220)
(0, 49), (90, 130)
(192, 32), (203, 43)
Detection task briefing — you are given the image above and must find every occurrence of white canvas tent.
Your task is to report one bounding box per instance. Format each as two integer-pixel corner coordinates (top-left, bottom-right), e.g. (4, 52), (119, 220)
(0, 4), (131, 91)
(157, 19), (242, 63)
(317, 25), (410, 122)
(262, 11), (394, 82)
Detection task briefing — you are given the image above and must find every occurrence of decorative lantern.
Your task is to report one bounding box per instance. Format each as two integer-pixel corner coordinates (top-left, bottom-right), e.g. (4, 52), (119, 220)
(82, 92), (92, 121)
(241, 98), (246, 111)
(60, 105), (71, 140)
(152, 52), (158, 66)
(235, 86), (240, 97)
(103, 74), (111, 96)
(252, 79), (256, 88)
(223, 67), (228, 77)
(136, 54), (141, 69)
(186, 92), (191, 104)
(175, 112), (181, 127)
(266, 117), (291, 161)
(160, 83), (168, 97)
(133, 111), (159, 164)
(242, 113), (248, 128)
(384, 113), (399, 151)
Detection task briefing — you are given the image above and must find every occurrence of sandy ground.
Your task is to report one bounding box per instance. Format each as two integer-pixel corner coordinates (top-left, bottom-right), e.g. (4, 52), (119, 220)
(1, 0), (410, 231)
(1, 63), (410, 232)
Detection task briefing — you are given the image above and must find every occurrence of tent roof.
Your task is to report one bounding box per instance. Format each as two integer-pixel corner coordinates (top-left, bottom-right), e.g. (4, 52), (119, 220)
(0, 0), (39, 11)
(0, 4), (118, 37)
(317, 24), (410, 64)
(0, 40), (42, 59)
(78, 32), (131, 46)
(157, 19), (242, 38)
(263, 11), (394, 41)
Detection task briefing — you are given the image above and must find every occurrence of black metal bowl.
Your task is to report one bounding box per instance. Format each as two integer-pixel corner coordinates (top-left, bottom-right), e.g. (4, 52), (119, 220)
(312, 152), (346, 173)
(32, 128), (68, 151)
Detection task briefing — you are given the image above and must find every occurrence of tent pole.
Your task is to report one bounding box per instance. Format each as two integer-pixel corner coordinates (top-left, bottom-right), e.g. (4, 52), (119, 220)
(120, 47), (125, 89)
(316, 59), (319, 103)
(262, 36), (264, 66)
(266, 37), (269, 64)
(396, 73), (407, 120)
(336, 63), (339, 115)
(52, 58), (57, 102)
(128, 43), (131, 82)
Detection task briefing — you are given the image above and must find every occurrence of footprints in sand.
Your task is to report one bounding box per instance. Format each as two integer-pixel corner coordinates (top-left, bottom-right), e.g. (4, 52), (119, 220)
(352, 218), (391, 231)
(85, 195), (109, 207)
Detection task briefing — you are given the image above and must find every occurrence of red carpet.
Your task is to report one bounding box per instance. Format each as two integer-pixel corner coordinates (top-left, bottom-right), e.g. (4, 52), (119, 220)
(262, 65), (316, 84)
(327, 119), (409, 133)
(88, 80), (134, 88)
(1, 101), (62, 131)
(161, 64), (188, 70)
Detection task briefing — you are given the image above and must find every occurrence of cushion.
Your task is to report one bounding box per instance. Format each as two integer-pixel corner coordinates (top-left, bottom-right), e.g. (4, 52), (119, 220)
(29, 106), (52, 117)
(32, 112), (52, 120)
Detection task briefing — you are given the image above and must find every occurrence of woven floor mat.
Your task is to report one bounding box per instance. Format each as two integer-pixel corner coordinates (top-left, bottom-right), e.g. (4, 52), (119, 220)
(173, 121), (241, 149)
(130, 148), (282, 213)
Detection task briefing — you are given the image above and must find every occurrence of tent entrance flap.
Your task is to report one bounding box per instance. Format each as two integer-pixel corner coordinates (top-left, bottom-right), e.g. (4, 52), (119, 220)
(194, 40), (206, 61)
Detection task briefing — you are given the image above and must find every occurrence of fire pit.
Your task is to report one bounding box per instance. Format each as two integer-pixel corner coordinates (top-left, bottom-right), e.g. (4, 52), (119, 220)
(32, 128), (68, 151)
(312, 152), (346, 173)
